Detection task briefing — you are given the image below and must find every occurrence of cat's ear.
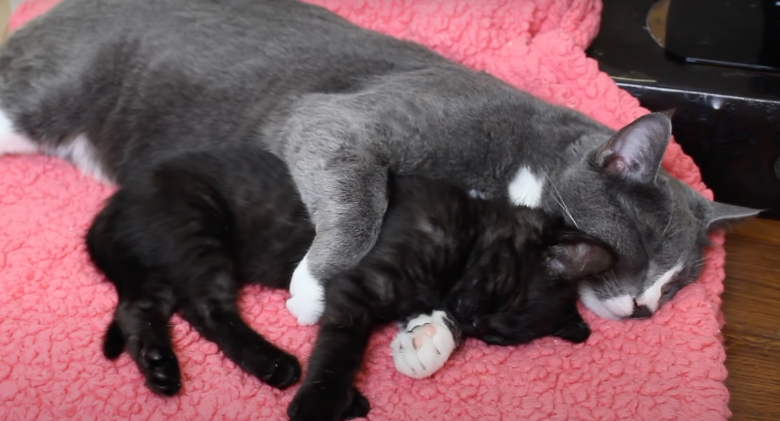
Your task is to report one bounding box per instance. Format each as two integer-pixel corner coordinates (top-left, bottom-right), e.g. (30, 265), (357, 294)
(676, 180), (762, 231)
(706, 201), (762, 230)
(546, 232), (616, 281)
(595, 113), (671, 184)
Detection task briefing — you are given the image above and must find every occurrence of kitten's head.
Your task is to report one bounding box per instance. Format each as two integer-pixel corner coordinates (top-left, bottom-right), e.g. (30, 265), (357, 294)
(449, 216), (615, 345)
(557, 113), (760, 320)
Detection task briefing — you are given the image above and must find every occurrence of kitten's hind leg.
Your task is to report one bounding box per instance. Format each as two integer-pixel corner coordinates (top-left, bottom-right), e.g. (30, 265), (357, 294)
(113, 296), (181, 396)
(180, 273), (301, 389)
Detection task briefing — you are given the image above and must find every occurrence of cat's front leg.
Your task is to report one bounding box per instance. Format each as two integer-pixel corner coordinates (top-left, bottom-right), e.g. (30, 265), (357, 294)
(283, 133), (390, 326)
(391, 310), (459, 379)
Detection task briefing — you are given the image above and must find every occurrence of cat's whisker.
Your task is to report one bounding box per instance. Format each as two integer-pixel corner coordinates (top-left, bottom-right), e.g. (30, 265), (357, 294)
(661, 211), (674, 237)
(545, 175), (579, 229)
(663, 227), (684, 242)
(609, 274), (622, 295)
(600, 273), (621, 299)
(692, 257), (712, 269)
(591, 272), (622, 299)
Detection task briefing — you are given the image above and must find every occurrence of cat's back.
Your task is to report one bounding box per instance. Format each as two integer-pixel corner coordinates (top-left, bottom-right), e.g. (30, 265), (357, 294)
(3, 0), (444, 76)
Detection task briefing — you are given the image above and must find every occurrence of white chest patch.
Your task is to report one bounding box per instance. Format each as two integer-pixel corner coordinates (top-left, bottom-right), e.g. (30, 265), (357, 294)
(636, 263), (684, 312)
(507, 166), (545, 208)
(0, 108), (38, 156)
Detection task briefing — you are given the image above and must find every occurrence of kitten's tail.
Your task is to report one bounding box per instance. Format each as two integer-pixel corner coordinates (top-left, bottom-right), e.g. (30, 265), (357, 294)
(103, 320), (125, 360)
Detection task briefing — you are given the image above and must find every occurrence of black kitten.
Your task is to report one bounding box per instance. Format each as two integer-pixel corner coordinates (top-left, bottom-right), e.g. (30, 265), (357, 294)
(85, 145), (615, 420)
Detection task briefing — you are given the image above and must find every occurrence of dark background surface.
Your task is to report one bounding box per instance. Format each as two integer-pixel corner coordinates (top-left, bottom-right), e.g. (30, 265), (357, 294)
(587, 0), (780, 219)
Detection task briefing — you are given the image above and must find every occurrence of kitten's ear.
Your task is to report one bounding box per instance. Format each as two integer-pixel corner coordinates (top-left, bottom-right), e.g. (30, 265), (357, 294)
(546, 233), (616, 281)
(595, 113), (671, 183)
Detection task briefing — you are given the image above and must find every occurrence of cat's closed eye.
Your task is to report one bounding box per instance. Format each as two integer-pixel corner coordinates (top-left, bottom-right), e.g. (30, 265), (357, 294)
(661, 266), (692, 299)
(661, 281), (675, 298)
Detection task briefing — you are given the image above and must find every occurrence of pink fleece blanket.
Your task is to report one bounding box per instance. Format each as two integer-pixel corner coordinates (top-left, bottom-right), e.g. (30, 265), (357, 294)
(0, 1), (730, 420)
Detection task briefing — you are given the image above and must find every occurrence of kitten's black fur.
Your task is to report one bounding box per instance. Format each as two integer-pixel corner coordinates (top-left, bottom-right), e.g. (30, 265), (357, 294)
(86, 145), (615, 420)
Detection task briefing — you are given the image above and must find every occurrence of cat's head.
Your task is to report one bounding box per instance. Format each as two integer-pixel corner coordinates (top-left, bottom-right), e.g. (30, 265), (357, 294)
(556, 113), (760, 320)
(449, 217), (615, 345)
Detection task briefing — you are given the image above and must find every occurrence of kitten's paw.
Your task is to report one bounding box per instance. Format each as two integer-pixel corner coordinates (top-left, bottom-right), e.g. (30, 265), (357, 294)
(341, 391), (370, 420)
(391, 311), (456, 379)
(286, 255), (324, 325)
(554, 320), (591, 344)
(139, 346), (181, 396)
(288, 385), (368, 421)
(102, 320), (125, 360)
(245, 351), (301, 390)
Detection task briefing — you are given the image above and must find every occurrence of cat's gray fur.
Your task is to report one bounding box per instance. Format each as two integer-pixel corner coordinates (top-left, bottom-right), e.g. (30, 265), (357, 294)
(0, 0), (758, 326)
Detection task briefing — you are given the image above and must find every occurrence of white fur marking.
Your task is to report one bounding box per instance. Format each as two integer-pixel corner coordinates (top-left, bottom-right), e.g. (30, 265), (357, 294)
(507, 166), (544, 208)
(390, 310), (455, 379)
(285, 254), (324, 325)
(579, 285), (628, 320)
(54, 134), (113, 183)
(0, 109), (38, 156)
(636, 263), (684, 312)
(468, 189), (487, 199)
(603, 295), (635, 319)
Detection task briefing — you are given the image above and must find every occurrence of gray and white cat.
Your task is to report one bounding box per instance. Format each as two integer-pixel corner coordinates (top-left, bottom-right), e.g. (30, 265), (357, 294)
(0, 0), (757, 379)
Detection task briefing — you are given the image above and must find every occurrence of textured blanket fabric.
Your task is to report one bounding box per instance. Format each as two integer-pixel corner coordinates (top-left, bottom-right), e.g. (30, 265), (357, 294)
(1, 1), (730, 420)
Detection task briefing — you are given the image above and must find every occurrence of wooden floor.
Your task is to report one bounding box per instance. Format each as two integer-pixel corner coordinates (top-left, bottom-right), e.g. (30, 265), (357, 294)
(722, 218), (780, 420)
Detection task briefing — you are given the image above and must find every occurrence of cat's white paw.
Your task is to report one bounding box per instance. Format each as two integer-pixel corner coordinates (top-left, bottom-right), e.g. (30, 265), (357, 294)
(391, 311), (456, 379)
(286, 255), (324, 326)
